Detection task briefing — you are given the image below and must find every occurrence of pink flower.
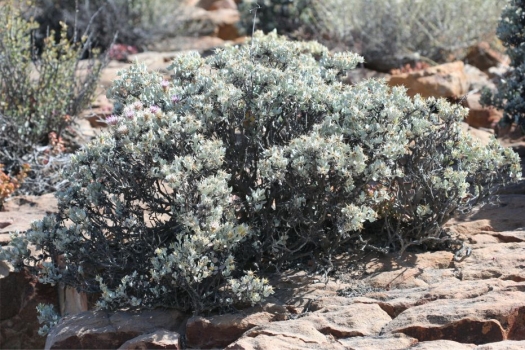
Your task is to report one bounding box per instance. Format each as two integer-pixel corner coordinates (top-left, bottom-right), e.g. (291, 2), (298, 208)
(125, 109), (135, 119)
(171, 95), (181, 104)
(105, 115), (119, 125)
(161, 80), (169, 91)
(149, 105), (161, 115)
(133, 101), (143, 110)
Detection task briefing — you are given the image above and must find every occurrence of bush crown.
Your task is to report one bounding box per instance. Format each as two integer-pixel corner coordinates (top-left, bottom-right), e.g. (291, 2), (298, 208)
(1, 31), (520, 314)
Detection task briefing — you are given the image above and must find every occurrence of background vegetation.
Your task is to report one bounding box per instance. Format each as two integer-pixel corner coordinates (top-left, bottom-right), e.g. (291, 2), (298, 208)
(239, 0), (507, 71)
(0, 0), (105, 198)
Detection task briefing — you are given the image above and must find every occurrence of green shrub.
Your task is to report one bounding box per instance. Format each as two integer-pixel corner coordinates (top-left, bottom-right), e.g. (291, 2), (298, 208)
(481, 0), (525, 133)
(0, 0), (104, 193)
(0, 1), (103, 152)
(239, 0), (506, 71)
(1, 31), (520, 314)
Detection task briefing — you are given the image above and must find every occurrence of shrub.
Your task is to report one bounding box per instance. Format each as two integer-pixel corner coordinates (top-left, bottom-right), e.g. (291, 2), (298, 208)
(481, 0), (525, 133)
(0, 1), (102, 150)
(1, 31), (520, 314)
(239, 0), (506, 71)
(0, 0), (104, 194)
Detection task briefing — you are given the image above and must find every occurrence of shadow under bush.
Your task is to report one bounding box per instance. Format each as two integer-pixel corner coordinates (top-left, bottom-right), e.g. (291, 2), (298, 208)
(1, 31), (520, 314)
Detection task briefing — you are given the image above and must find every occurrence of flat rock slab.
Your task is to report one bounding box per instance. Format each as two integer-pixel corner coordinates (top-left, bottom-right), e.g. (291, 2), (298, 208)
(117, 329), (181, 349)
(454, 243), (525, 282)
(337, 334), (417, 350)
(45, 309), (186, 350)
(0, 194), (58, 234)
(475, 340), (525, 349)
(185, 312), (275, 349)
(388, 61), (469, 98)
(411, 340), (476, 349)
(226, 319), (345, 350)
(447, 194), (525, 234)
(302, 303), (391, 338)
(381, 291), (525, 344)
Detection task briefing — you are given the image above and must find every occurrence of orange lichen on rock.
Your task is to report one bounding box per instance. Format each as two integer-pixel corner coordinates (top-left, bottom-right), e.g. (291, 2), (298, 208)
(0, 163), (30, 209)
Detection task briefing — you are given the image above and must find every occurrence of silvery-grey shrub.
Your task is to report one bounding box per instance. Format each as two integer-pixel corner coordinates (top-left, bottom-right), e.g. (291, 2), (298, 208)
(1, 31), (520, 313)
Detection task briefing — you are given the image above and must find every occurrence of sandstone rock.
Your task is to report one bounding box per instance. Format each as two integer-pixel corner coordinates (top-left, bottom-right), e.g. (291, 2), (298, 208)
(197, 0), (237, 11)
(361, 279), (508, 318)
(363, 251), (454, 276)
(453, 242), (525, 281)
(200, 8), (239, 26)
(388, 61), (469, 98)
(0, 193), (58, 234)
(0, 194), (61, 349)
(226, 319), (345, 350)
(381, 291), (525, 344)
(81, 89), (114, 128)
(58, 284), (88, 317)
(309, 296), (361, 312)
(465, 42), (509, 72)
(185, 311), (275, 349)
(464, 64), (496, 92)
(270, 271), (359, 313)
(337, 334), (418, 350)
(205, 8), (241, 40)
(302, 303), (391, 338)
(360, 251), (455, 289)
(475, 340), (525, 349)
(412, 339), (475, 349)
(217, 22), (241, 41)
(446, 195), (525, 234)
(226, 333), (344, 350)
(117, 330), (181, 349)
(0, 235), (11, 247)
(45, 309), (186, 350)
(463, 93), (502, 129)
